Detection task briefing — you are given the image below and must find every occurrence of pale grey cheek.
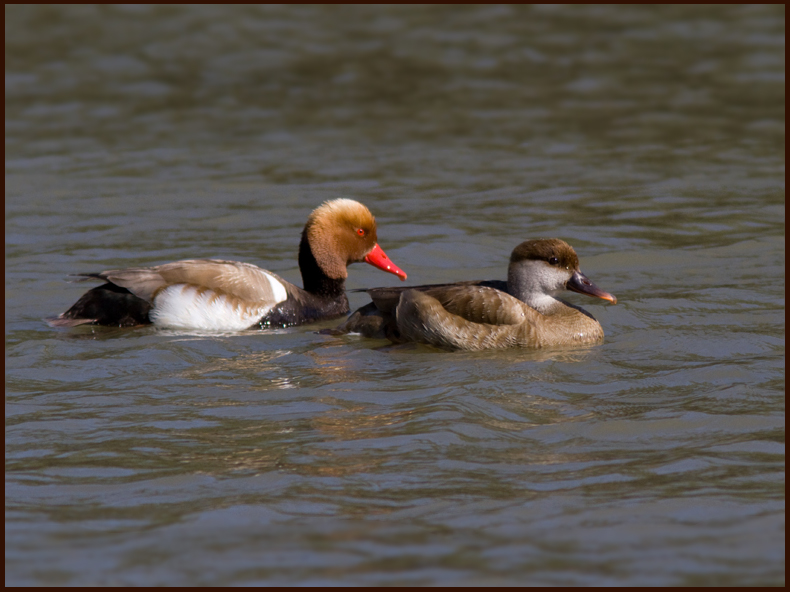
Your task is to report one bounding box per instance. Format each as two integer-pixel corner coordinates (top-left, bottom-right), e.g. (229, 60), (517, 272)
(536, 265), (568, 291)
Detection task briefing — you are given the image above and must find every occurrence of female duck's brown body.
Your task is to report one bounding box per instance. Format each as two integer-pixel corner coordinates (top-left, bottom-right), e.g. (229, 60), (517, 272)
(48, 199), (407, 331)
(333, 238), (616, 350)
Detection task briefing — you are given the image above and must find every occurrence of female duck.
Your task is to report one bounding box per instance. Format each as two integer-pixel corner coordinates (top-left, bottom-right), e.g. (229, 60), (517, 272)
(333, 238), (615, 350)
(48, 198), (407, 330)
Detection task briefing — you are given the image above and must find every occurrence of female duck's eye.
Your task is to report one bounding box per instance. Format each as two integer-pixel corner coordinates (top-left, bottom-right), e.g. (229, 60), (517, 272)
(356, 228), (366, 237)
(548, 256), (559, 266)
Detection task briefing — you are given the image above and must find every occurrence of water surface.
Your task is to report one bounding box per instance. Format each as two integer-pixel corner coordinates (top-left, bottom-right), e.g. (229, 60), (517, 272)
(6, 5), (784, 586)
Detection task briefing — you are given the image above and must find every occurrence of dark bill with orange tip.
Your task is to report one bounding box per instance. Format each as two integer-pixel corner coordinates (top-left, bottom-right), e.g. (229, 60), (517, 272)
(566, 270), (616, 304)
(364, 243), (407, 280)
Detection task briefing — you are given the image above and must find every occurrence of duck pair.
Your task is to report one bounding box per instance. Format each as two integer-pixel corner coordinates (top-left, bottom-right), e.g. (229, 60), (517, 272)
(49, 198), (616, 350)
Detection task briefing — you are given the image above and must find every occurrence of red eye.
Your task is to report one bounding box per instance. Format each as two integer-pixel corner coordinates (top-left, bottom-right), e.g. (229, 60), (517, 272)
(356, 228), (366, 237)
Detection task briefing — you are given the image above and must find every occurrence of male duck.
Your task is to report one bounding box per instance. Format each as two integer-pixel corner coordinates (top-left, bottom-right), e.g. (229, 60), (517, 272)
(48, 198), (407, 330)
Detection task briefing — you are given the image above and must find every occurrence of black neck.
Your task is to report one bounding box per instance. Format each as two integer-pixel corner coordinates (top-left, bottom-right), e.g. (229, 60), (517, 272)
(298, 231), (346, 299)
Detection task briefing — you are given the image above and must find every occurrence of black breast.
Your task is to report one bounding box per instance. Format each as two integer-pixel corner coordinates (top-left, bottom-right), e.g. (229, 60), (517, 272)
(255, 289), (350, 328)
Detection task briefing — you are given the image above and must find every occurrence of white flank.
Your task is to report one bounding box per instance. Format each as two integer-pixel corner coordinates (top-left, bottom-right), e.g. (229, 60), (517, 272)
(150, 284), (281, 331)
(264, 271), (289, 304)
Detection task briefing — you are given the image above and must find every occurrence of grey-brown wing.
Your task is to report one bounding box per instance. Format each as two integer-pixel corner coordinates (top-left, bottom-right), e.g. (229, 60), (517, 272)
(394, 288), (540, 350)
(423, 284), (533, 326)
(95, 259), (291, 304)
(366, 280), (507, 314)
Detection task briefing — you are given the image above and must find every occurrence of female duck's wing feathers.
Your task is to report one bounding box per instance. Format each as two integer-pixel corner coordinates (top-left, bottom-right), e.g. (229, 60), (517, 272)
(394, 288), (541, 350)
(335, 282), (543, 349)
(363, 280), (507, 314)
(421, 284), (535, 326)
(394, 288), (605, 350)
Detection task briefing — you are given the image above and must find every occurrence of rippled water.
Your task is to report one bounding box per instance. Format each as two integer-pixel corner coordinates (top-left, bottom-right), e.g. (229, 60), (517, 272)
(6, 5), (784, 586)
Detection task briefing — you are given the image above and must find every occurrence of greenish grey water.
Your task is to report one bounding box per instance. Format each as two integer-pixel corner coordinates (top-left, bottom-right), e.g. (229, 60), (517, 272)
(6, 5), (784, 586)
